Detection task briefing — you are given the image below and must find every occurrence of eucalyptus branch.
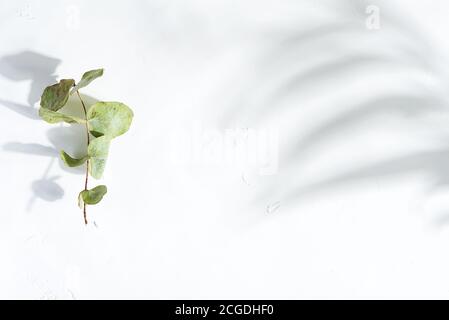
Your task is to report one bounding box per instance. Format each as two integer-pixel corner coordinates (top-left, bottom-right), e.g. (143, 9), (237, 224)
(75, 90), (90, 224)
(38, 69), (133, 225)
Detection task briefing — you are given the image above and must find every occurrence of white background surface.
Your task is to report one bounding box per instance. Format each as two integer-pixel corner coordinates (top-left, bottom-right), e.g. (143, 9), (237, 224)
(2, 0), (449, 299)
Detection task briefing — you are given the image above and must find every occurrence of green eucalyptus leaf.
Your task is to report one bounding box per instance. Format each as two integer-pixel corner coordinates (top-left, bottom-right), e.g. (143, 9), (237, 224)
(39, 108), (85, 124)
(87, 102), (133, 138)
(87, 135), (111, 179)
(40, 79), (75, 111)
(60, 150), (88, 167)
(78, 185), (107, 205)
(72, 68), (104, 93)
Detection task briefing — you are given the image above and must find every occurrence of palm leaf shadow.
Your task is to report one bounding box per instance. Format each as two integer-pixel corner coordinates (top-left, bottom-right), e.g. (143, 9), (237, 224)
(218, 1), (449, 225)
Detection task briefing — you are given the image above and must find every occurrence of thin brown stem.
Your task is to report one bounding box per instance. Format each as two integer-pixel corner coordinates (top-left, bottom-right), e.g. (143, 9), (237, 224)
(76, 90), (90, 225)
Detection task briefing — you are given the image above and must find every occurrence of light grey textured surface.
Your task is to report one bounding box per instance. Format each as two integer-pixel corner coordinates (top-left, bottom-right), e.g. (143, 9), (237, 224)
(2, 0), (449, 299)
